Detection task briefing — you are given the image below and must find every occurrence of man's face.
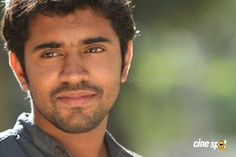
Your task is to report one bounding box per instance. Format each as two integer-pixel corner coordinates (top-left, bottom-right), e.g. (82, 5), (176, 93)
(11, 8), (132, 133)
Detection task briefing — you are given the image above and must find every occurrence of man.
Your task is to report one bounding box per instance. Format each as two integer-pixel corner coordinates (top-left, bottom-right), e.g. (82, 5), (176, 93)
(0, 0), (140, 157)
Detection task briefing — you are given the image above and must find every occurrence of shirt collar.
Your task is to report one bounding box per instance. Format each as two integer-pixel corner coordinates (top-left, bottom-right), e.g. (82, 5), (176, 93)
(15, 113), (136, 157)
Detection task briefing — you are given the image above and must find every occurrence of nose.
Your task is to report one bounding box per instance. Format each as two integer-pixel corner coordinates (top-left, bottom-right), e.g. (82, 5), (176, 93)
(59, 53), (89, 84)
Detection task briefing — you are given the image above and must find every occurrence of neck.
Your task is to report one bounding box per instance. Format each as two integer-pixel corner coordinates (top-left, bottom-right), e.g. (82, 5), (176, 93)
(33, 109), (109, 157)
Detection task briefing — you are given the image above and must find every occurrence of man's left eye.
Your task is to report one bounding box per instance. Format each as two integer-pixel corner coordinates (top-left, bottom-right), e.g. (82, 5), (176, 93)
(86, 47), (105, 53)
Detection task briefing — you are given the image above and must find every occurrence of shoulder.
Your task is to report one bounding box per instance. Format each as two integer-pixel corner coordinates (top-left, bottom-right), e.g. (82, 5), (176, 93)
(0, 129), (29, 157)
(0, 129), (19, 146)
(0, 129), (17, 141)
(105, 131), (143, 157)
(125, 149), (143, 157)
(120, 145), (143, 157)
(0, 129), (18, 151)
(0, 113), (29, 143)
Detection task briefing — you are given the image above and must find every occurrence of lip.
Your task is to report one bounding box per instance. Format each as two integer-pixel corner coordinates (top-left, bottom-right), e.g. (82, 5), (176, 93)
(56, 90), (96, 107)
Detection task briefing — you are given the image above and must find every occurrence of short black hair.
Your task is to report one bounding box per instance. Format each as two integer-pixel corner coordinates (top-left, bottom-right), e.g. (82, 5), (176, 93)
(1, 0), (138, 75)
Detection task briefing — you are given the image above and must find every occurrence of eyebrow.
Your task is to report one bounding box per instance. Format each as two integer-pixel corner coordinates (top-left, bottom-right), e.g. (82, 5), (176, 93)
(32, 37), (112, 52)
(33, 42), (63, 51)
(82, 37), (112, 45)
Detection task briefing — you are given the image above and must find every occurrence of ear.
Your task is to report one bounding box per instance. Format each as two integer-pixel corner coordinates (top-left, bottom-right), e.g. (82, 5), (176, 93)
(9, 51), (29, 92)
(121, 41), (133, 83)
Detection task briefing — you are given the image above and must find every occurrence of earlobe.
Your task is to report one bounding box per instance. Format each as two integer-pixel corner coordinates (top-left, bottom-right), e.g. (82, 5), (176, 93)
(121, 41), (133, 83)
(9, 51), (29, 92)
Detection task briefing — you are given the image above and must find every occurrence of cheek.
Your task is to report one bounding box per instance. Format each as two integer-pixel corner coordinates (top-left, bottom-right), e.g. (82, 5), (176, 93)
(87, 54), (122, 85)
(25, 61), (60, 97)
(86, 54), (122, 103)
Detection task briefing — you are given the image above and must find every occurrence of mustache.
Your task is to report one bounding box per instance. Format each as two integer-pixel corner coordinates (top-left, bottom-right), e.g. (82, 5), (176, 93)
(50, 81), (103, 100)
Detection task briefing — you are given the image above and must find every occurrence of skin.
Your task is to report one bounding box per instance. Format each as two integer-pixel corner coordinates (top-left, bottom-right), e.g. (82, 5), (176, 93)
(9, 8), (133, 157)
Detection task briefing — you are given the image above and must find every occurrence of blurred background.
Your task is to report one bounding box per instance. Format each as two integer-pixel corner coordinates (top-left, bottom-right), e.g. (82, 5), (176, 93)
(1, 0), (236, 156)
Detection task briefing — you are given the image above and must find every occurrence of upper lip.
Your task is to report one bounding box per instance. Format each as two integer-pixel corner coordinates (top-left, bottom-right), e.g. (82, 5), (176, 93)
(56, 90), (96, 99)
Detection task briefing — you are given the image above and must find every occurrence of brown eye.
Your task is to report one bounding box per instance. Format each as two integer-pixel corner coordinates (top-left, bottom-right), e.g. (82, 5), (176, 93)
(86, 47), (105, 53)
(41, 51), (62, 58)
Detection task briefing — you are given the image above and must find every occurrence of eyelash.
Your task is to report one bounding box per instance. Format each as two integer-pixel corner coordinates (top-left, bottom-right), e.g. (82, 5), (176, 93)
(41, 51), (62, 58)
(85, 47), (105, 53)
(40, 47), (105, 58)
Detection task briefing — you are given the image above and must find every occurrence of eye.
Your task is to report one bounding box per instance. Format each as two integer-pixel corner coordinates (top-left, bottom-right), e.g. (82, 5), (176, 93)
(41, 51), (62, 58)
(86, 47), (105, 53)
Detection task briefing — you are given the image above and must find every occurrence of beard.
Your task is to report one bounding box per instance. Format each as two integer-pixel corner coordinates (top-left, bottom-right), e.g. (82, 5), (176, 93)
(29, 81), (119, 133)
(35, 101), (109, 133)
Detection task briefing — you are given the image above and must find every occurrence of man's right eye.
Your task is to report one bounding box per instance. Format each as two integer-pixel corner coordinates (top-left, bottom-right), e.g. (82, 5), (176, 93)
(41, 51), (62, 58)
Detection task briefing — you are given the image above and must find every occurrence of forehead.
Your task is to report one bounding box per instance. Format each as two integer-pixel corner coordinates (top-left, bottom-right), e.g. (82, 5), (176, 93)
(31, 8), (104, 27)
(26, 8), (118, 47)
